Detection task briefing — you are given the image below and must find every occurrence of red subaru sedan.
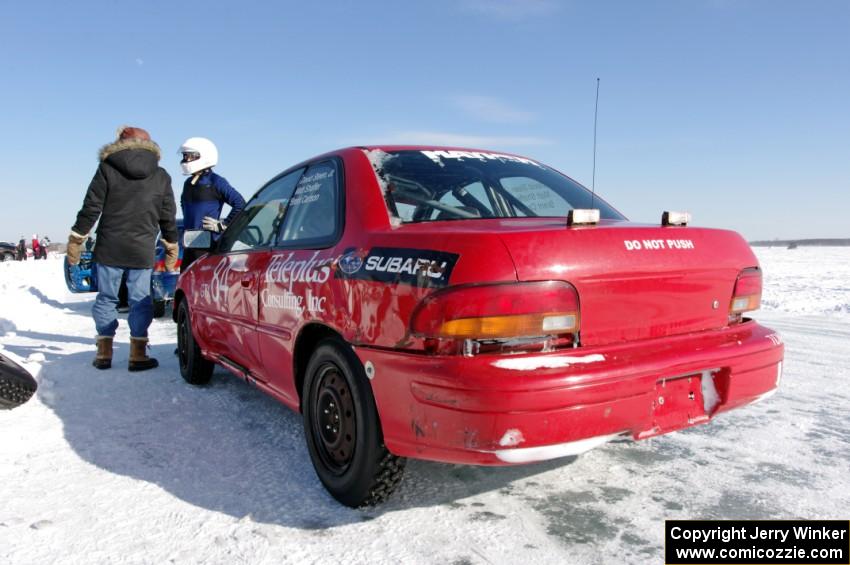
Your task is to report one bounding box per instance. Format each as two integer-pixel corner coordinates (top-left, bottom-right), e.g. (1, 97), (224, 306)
(174, 146), (784, 506)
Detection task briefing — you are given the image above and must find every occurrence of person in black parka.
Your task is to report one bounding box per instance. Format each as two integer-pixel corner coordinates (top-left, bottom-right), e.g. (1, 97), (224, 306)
(16, 236), (27, 261)
(67, 126), (180, 371)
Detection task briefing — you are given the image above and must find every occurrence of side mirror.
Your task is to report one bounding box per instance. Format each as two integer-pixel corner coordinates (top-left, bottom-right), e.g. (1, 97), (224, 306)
(183, 229), (211, 249)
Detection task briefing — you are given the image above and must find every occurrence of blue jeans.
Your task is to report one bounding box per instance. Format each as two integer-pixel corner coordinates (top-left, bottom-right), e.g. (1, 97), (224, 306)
(92, 264), (153, 338)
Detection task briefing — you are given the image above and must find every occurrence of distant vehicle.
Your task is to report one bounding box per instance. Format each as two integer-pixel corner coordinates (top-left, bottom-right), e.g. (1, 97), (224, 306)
(150, 222), (185, 317)
(0, 352), (37, 410)
(0, 242), (16, 262)
(64, 220), (184, 317)
(174, 146), (785, 507)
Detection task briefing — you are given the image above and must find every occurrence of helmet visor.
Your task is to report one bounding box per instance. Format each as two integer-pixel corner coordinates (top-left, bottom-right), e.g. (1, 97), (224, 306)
(181, 151), (201, 164)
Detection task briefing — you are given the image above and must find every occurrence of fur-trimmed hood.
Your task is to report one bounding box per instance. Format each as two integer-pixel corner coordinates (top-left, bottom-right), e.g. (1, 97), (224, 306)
(99, 138), (161, 162)
(98, 138), (162, 180)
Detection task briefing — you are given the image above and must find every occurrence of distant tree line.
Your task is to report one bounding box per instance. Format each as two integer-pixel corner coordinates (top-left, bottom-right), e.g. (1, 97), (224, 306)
(749, 238), (850, 247)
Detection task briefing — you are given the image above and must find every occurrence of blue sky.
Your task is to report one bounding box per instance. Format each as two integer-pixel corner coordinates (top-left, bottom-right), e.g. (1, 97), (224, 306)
(0, 0), (847, 243)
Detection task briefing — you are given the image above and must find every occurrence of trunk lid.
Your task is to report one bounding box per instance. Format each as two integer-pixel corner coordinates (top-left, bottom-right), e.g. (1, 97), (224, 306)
(495, 220), (758, 346)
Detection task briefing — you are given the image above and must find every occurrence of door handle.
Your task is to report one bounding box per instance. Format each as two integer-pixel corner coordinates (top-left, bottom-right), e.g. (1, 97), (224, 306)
(241, 275), (254, 288)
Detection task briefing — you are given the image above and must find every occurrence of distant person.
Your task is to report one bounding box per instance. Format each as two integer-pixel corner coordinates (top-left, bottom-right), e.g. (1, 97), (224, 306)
(31, 234), (41, 260)
(178, 137), (245, 272)
(16, 236), (26, 261)
(38, 235), (50, 259)
(66, 126), (179, 371)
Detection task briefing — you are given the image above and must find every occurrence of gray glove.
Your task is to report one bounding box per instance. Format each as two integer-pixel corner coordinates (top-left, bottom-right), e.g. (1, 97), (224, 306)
(202, 216), (225, 233)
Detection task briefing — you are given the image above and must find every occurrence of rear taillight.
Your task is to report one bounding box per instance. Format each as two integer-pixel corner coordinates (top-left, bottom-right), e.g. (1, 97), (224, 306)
(411, 281), (580, 355)
(730, 267), (761, 319)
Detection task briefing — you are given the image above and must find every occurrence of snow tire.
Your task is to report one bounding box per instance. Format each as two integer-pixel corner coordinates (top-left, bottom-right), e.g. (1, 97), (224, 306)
(0, 354), (37, 410)
(177, 300), (214, 385)
(302, 337), (406, 507)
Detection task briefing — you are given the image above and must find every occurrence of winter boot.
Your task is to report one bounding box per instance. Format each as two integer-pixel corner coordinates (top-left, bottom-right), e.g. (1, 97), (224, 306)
(128, 337), (159, 372)
(92, 336), (113, 370)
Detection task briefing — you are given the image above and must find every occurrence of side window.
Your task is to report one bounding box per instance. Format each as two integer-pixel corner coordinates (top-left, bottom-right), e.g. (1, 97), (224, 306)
(500, 176), (569, 217)
(218, 168), (304, 252)
(278, 161), (340, 245)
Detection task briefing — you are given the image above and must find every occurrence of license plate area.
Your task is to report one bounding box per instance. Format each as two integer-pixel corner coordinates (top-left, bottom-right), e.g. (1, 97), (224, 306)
(652, 372), (710, 432)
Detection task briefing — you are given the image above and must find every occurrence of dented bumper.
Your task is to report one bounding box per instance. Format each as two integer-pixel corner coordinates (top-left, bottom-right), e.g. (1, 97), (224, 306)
(357, 320), (784, 465)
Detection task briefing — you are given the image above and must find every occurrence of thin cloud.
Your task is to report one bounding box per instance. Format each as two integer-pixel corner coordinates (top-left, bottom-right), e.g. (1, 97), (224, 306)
(135, 58), (144, 66)
(450, 95), (535, 124)
(459, 0), (559, 19)
(373, 130), (552, 148)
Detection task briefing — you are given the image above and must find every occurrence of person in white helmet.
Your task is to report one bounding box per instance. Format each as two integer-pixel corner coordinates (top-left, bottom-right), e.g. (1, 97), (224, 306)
(178, 137), (245, 271)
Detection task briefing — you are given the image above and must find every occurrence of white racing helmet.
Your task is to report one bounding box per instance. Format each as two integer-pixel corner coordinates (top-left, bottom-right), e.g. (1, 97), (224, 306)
(179, 137), (218, 175)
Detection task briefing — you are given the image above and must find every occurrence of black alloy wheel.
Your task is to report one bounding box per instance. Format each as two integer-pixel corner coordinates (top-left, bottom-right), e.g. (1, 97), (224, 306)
(302, 338), (406, 507)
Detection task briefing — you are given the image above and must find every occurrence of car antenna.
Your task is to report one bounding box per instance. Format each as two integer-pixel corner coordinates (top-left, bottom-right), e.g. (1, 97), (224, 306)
(591, 77), (600, 209)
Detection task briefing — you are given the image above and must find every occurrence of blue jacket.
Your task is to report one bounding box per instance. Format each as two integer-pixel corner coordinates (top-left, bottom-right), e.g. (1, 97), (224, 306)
(181, 170), (245, 231)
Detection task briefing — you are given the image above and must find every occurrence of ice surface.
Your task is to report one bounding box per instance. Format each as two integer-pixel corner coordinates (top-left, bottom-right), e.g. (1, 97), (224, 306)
(757, 246), (850, 317)
(1, 247), (848, 564)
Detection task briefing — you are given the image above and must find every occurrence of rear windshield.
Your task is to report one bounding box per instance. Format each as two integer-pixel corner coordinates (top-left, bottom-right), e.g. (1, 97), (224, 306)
(366, 149), (625, 224)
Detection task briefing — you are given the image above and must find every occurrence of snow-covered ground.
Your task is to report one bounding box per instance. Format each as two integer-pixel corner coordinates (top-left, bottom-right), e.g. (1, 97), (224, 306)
(1, 248), (848, 565)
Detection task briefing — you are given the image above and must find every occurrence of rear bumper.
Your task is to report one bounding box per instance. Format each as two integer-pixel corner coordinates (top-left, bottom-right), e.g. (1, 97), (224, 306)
(356, 320), (784, 465)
